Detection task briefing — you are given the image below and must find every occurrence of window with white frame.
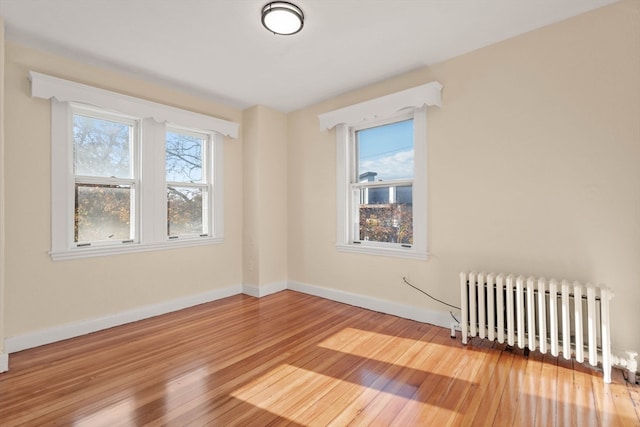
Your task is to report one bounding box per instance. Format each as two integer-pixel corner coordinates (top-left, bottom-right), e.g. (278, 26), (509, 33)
(318, 81), (442, 260)
(165, 127), (212, 238)
(30, 72), (238, 260)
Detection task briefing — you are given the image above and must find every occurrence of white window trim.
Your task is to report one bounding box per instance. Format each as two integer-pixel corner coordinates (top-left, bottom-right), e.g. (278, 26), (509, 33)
(31, 72), (237, 261)
(319, 81), (442, 260)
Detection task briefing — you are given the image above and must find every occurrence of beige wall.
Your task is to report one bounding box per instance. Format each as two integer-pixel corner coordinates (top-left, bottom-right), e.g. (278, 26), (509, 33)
(0, 18), (6, 357)
(287, 0), (640, 354)
(3, 43), (244, 337)
(242, 105), (288, 288)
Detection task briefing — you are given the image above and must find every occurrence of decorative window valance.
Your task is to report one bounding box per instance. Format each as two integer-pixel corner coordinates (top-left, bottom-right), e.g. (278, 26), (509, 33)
(318, 81), (443, 131)
(29, 71), (239, 138)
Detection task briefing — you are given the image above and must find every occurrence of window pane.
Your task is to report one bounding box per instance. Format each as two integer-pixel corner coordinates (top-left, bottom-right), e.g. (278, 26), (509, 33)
(75, 184), (132, 243)
(357, 119), (413, 181)
(359, 186), (413, 245)
(167, 186), (206, 236)
(166, 131), (204, 182)
(73, 114), (132, 178)
(396, 185), (413, 205)
(368, 187), (389, 204)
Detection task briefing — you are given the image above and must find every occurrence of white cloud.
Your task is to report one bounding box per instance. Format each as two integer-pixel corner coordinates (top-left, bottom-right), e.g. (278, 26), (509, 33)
(360, 149), (413, 181)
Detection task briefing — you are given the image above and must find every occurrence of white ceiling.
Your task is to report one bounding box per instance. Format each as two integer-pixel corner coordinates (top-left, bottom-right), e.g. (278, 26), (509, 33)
(0, 0), (619, 112)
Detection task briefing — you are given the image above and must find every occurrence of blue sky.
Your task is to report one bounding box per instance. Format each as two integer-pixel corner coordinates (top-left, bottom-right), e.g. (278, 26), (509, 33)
(357, 119), (414, 181)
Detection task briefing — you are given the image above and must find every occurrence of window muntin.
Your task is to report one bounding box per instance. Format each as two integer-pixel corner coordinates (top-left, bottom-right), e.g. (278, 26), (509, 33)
(166, 128), (211, 238)
(351, 116), (415, 246)
(72, 107), (138, 246)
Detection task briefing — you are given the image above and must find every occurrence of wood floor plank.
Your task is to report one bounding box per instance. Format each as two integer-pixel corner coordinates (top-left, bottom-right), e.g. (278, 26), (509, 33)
(0, 290), (638, 426)
(198, 313), (403, 425)
(461, 343), (516, 427)
(572, 361), (601, 427)
(141, 300), (375, 426)
(447, 338), (502, 427)
(430, 337), (498, 426)
(627, 377), (640, 421)
(11, 293), (338, 425)
(324, 324), (438, 426)
(408, 337), (492, 426)
(606, 368), (640, 427)
(378, 329), (478, 426)
(272, 317), (429, 426)
(512, 350), (544, 427)
(534, 352), (559, 427)
(343, 324), (442, 426)
(355, 331), (456, 427)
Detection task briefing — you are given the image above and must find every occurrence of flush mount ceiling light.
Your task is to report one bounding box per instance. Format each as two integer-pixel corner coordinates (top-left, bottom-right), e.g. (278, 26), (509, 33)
(261, 2), (304, 35)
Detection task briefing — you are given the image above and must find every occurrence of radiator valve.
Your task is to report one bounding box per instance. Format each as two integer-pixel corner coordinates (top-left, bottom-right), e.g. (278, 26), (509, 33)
(626, 351), (638, 384)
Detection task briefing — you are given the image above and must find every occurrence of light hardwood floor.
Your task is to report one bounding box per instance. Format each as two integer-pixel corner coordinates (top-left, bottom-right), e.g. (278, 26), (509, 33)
(1, 290), (638, 426)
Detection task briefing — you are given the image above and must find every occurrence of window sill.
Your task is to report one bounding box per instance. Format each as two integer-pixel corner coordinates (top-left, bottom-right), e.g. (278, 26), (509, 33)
(336, 243), (428, 261)
(50, 237), (224, 261)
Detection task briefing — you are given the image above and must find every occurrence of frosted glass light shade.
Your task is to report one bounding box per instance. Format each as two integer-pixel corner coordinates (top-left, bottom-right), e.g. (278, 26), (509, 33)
(262, 2), (304, 35)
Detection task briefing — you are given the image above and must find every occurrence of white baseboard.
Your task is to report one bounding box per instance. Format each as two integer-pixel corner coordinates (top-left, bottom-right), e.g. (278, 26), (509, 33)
(4, 280), (454, 356)
(288, 280), (453, 329)
(0, 353), (8, 373)
(4, 284), (242, 354)
(242, 281), (288, 298)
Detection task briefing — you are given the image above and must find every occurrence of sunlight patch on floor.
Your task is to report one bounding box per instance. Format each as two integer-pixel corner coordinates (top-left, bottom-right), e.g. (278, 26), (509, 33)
(165, 366), (208, 410)
(72, 397), (135, 427)
(230, 364), (421, 423)
(230, 363), (319, 406)
(318, 327), (450, 370)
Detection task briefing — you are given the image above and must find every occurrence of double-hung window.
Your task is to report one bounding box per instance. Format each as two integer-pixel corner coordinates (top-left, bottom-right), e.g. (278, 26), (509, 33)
(31, 71), (239, 260)
(319, 82), (442, 260)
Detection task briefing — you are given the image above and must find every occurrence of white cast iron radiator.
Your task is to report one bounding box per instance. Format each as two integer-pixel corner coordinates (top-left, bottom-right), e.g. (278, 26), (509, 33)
(460, 272), (614, 383)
